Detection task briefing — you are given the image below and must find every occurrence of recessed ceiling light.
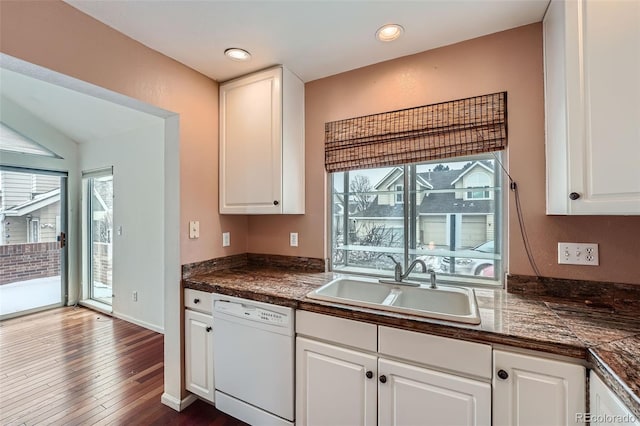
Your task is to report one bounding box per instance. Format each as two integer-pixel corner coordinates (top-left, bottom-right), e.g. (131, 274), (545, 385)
(224, 48), (251, 61)
(376, 24), (404, 42)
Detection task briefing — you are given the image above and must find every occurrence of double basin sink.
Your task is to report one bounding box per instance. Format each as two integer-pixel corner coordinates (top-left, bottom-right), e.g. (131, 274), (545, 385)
(306, 276), (480, 325)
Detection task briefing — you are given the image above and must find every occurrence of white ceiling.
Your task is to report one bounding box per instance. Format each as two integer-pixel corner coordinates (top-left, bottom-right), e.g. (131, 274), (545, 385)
(64, 0), (550, 83)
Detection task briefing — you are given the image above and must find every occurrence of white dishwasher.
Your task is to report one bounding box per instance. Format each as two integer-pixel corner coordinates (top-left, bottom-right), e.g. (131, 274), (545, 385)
(212, 294), (294, 426)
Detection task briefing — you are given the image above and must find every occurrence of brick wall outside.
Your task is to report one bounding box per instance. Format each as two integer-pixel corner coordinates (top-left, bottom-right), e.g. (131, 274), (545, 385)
(92, 242), (112, 286)
(0, 242), (60, 285)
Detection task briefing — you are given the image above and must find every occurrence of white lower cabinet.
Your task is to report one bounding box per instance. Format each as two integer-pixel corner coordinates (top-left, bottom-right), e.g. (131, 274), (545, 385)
(295, 311), (492, 426)
(493, 350), (585, 426)
(184, 290), (214, 402)
(590, 371), (639, 426)
(296, 337), (377, 426)
(378, 358), (491, 426)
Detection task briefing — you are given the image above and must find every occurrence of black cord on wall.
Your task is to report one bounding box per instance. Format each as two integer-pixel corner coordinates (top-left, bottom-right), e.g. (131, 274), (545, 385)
(493, 152), (542, 278)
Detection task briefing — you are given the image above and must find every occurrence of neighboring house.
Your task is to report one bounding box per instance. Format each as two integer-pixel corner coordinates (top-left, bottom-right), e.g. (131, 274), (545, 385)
(351, 161), (495, 250)
(0, 171), (61, 245)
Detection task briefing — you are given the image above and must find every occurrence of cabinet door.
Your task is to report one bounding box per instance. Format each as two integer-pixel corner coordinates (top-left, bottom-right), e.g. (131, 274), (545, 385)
(219, 67), (282, 214)
(544, 0), (640, 214)
(378, 358), (491, 426)
(296, 337), (377, 426)
(493, 350), (585, 426)
(185, 309), (214, 402)
(572, 0), (640, 214)
(590, 371), (639, 426)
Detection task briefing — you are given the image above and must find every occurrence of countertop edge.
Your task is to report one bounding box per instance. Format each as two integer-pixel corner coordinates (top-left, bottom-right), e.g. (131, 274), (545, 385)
(183, 276), (638, 416)
(589, 349), (640, 419)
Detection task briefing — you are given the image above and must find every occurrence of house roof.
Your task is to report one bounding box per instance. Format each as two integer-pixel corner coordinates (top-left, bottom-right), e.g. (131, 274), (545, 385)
(1, 188), (60, 216)
(353, 165), (494, 218)
(450, 161), (494, 185)
(374, 167), (434, 191)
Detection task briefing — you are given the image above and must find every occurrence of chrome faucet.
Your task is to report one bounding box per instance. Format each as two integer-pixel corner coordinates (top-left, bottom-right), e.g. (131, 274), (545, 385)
(386, 256), (429, 283)
(428, 268), (437, 289)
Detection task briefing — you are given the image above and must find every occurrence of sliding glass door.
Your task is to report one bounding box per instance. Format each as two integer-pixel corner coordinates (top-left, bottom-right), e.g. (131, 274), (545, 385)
(0, 167), (67, 319)
(83, 169), (113, 306)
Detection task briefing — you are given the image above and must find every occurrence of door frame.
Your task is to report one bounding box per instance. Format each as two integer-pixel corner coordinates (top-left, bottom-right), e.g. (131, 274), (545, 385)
(81, 166), (114, 308)
(0, 165), (68, 320)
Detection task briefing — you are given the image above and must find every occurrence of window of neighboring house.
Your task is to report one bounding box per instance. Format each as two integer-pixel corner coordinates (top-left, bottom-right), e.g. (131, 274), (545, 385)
(395, 185), (403, 203)
(465, 172), (491, 200)
(331, 153), (503, 286)
(29, 218), (40, 243)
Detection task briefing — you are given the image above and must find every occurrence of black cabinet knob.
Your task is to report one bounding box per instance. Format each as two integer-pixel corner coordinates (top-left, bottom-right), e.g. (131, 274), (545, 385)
(569, 192), (581, 200)
(194, 298), (200, 304)
(273, 200), (279, 206)
(497, 369), (509, 380)
(206, 326), (212, 332)
(365, 371), (373, 379)
(379, 375), (387, 384)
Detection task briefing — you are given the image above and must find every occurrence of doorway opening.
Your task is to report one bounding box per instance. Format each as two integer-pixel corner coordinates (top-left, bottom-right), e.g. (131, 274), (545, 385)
(0, 167), (67, 319)
(83, 168), (113, 307)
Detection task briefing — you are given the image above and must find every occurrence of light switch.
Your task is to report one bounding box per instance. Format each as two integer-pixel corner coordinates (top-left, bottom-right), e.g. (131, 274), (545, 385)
(290, 232), (298, 247)
(189, 221), (199, 239)
(222, 232), (230, 247)
(557, 242), (599, 265)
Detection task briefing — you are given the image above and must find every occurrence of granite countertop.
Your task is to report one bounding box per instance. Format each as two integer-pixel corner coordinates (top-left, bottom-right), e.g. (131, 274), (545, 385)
(184, 266), (640, 417)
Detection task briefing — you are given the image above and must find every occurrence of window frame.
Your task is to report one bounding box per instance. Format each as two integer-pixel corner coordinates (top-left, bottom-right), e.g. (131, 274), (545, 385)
(328, 152), (507, 288)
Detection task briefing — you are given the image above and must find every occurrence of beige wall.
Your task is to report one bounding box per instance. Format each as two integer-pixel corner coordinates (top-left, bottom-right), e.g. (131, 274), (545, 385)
(2, 3), (638, 285)
(0, 0), (248, 265)
(248, 23), (640, 285)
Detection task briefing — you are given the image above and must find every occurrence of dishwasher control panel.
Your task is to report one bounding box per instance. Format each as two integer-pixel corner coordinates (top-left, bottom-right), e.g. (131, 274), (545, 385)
(214, 299), (290, 327)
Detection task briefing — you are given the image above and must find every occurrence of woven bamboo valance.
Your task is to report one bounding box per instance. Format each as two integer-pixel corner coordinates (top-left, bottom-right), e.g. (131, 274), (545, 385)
(325, 92), (507, 172)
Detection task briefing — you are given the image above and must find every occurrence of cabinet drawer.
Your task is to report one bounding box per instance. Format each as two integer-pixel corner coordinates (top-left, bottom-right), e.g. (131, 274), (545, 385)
(184, 288), (212, 314)
(296, 311), (377, 352)
(378, 326), (491, 379)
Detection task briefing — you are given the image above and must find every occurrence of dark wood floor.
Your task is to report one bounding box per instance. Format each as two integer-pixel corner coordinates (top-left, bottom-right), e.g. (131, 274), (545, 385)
(0, 306), (246, 426)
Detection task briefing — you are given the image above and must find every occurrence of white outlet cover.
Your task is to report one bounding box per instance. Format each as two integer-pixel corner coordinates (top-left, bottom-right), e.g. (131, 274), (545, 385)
(290, 232), (298, 247)
(222, 232), (230, 247)
(558, 242), (599, 266)
(189, 221), (199, 239)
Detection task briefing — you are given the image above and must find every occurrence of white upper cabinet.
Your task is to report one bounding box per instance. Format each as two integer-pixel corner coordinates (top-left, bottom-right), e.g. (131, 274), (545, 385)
(544, 0), (640, 215)
(219, 66), (305, 214)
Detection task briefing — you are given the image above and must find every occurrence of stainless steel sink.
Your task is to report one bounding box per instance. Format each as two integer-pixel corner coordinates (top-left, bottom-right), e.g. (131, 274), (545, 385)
(307, 276), (481, 325)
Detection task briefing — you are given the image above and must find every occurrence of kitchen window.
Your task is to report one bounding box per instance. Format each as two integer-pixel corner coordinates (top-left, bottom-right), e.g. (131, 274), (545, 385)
(330, 153), (503, 286)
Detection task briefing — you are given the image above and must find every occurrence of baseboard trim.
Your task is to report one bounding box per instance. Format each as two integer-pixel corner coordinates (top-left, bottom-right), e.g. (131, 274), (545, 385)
(113, 311), (164, 334)
(161, 392), (198, 412)
(79, 299), (113, 316)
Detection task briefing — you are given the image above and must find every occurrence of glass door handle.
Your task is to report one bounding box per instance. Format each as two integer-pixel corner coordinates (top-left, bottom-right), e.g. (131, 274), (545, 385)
(57, 232), (67, 248)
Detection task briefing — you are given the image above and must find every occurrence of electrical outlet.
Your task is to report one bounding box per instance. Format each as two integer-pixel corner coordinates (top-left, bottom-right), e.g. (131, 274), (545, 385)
(558, 242), (599, 266)
(132, 291), (138, 302)
(189, 221), (199, 239)
(290, 232), (298, 247)
(222, 232), (230, 247)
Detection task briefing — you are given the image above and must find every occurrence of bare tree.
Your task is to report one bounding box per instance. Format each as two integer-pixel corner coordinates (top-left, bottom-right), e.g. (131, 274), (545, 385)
(349, 175), (374, 212)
